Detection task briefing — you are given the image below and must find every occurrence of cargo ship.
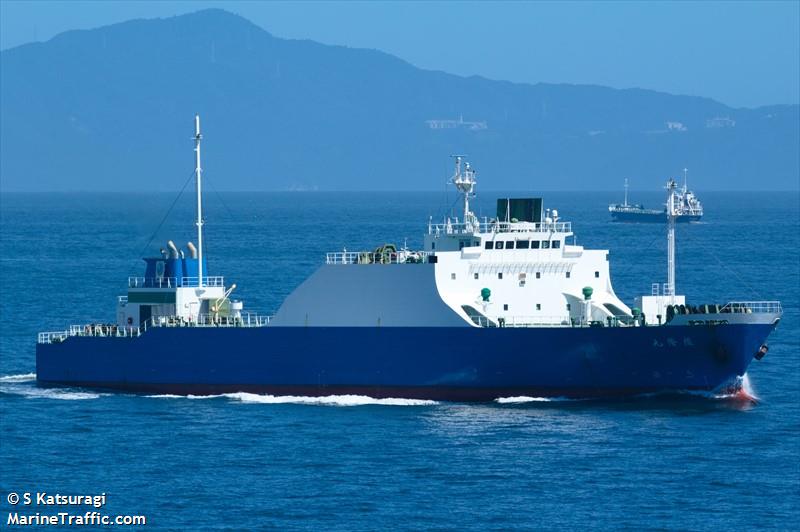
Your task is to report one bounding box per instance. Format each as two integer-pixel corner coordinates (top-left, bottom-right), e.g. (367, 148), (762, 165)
(609, 174), (703, 223)
(36, 118), (780, 400)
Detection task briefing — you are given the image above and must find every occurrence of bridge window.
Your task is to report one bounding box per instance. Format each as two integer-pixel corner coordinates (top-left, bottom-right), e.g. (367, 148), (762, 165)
(485, 241), (494, 250)
(503, 304), (508, 311)
(566, 272), (571, 278)
(506, 241), (514, 249)
(542, 241), (550, 249)
(595, 271), (600, 278)
(498, 272), (503, 280)
(496, 241), (504, 250)
(552, 241), (561, 249)
(536, 272), (541, 279)
(474, 273), (479, 280)
(516, 240), (529, 249)
(531, 241), (540, 249)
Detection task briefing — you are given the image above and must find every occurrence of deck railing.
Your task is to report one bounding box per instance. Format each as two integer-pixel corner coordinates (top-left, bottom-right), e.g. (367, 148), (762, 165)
(428, 220), (572, 236)
(719, 301), (782, 314)
(152, 313), (272, 327)
(38, 325), (144, 344)
(127, 276), (225, 288)
(497, 315), (573, 328)
(326, 251), (432, 265)
(37, 312), (273, 344)
(180, 276), (225, 287)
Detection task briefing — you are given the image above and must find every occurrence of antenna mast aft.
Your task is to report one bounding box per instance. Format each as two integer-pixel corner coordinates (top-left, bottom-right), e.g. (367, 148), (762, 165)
(194, 115), (204, 288)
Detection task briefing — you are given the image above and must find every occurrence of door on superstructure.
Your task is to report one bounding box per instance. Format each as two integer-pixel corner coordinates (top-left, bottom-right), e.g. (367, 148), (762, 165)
(140, 305), (152, 326)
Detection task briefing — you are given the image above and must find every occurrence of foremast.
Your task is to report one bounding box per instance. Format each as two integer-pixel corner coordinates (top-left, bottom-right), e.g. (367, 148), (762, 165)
(666, 178), (677, 304)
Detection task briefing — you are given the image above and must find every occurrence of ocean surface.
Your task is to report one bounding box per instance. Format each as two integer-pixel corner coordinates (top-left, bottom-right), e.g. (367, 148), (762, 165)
(1, 190), (798, 530)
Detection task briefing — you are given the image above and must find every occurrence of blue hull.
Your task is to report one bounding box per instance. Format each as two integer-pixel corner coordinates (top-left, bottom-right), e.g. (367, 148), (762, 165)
(36, 323), (774, 400)
(610, 211), (702, 223)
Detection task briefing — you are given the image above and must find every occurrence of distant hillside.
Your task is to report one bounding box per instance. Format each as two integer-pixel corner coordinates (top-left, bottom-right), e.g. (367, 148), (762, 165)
(1, 9), (798, 191)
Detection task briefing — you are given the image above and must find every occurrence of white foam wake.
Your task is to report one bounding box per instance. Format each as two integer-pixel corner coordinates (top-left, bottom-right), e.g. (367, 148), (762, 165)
(630, 374), (758, 402)
(495, 396), (572, 404)
(0, 373), (37, 383)
(227, 392), (438, 406)
(149, 392), (438, 406)
(0, 373), (103, 400)
(0, 385), (102, 400)
(145, 394), (185, 399)
(740, 373), (758, 400)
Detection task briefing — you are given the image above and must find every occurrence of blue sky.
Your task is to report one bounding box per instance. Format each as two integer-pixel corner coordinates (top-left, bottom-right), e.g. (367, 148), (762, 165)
(1, 0), (798, 109)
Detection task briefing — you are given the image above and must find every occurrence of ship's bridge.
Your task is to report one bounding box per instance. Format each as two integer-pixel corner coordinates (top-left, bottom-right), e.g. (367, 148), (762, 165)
(425, 197), (572, 252)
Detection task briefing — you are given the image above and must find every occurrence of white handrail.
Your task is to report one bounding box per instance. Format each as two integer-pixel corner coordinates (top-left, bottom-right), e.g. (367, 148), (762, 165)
(127, 276), (225, 288)
(718, 301), (782, 314)
(428, 220), (572, 235)
(499, 315), (572, 327)
(326, 251), (432, 265)
(37, 312), (274, 344)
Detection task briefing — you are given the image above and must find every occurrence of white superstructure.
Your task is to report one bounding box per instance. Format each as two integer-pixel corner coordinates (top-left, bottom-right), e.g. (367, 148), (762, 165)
(424, 158), (631, 327)
(115, 116), (250, 330)
(272, 158), (633, 328)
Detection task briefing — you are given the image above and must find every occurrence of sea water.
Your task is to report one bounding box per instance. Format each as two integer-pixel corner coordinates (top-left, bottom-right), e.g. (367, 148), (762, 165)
(1, 190), (798, 529)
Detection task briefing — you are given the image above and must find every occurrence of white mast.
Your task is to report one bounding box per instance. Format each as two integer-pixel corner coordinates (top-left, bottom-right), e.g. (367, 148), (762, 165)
(666, 178), (677, 304)
(623, 178), (629, 206)
(451, 155), (477, 228)
(682, 167), (688, 193)
(194, 115), (204, 288)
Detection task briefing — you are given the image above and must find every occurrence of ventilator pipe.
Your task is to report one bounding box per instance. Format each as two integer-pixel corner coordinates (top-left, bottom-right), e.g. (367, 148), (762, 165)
(186, 242), (198, 259)
(167, 240), (180, 259)
(582, 286), (593, 325)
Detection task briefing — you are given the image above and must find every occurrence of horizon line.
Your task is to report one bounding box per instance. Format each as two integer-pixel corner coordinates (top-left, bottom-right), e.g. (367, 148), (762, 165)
(2, 189), (799, 194)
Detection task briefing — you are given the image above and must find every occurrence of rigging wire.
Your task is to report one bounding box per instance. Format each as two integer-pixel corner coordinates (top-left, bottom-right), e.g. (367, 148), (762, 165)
(138, 170), (196, 257)
(678, 225), (764, 300)
(611, 222), (763, 301)
(607, 228), (665, 284)
(203, 171), (238, 221)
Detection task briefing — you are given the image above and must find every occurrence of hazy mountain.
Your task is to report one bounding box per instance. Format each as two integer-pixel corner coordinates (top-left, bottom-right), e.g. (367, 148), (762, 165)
(1, 9), (798, 191)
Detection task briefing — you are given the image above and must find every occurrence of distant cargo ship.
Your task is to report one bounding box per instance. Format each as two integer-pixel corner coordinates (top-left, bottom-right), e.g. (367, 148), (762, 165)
(610, 173), (703, 223)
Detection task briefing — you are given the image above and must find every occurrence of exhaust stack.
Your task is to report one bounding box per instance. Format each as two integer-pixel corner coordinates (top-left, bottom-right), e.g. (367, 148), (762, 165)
(167, 241), (180, 259)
